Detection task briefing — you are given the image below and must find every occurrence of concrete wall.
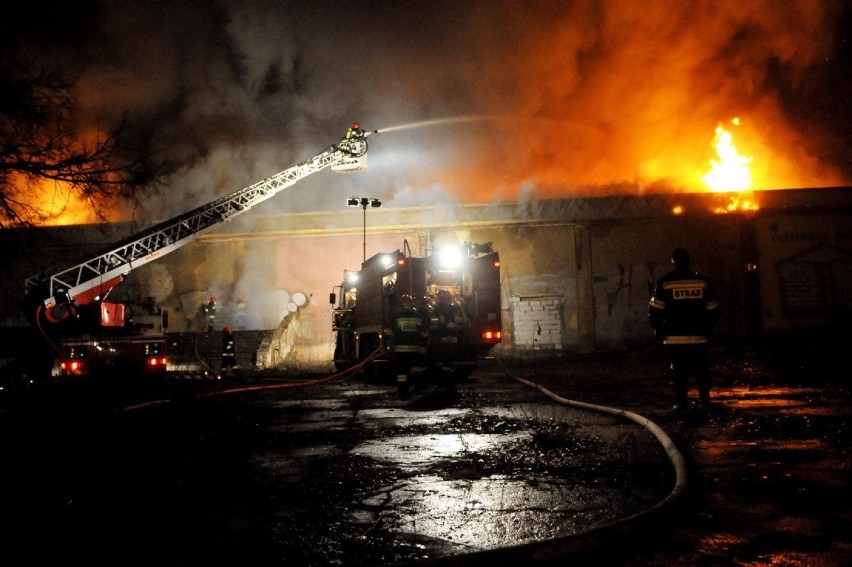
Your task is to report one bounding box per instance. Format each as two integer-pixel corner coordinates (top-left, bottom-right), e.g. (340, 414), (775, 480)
(755, 212), (852, 333)
(4, 188), (851, 372)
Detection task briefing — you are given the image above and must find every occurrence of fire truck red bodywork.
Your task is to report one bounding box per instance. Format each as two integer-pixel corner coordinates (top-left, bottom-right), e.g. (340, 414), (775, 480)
(56, 311), (168, 378)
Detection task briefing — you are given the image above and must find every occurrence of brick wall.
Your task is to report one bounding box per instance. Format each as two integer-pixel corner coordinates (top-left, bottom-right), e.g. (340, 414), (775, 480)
(509, 296), (563, 353)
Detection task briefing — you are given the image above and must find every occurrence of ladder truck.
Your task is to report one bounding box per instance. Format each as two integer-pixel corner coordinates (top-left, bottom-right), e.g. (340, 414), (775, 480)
(23, 122), (372, 377)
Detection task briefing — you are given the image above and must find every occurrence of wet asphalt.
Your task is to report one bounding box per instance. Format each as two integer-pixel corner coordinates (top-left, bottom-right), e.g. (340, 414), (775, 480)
(1, 347), (850, 566)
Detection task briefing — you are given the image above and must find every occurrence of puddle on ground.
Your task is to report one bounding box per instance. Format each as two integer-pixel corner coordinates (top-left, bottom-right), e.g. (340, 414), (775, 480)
(246, 398), (669, 561)
(352, 474), (608, 550)
(353, 431), (529, 468)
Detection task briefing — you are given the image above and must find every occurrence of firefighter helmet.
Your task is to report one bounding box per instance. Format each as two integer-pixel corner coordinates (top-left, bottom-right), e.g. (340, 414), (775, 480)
(223, 326), (232, 334)
(400, 294), (414, 308)
(672, 248), (690, 265)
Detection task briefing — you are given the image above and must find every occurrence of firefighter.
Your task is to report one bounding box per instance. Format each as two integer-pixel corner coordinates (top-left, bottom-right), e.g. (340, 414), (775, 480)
(453, 295), (471, 348)
(453, 295), (470, 327)
(432, 289), (463, 372)
(385, 294), (430, 397)
(648, 248), (720, 413)
(221, 326), (239, 378)
(204, 296), (217, 332)
(339, 121), (362, 153)
(433, 290), (458, 330)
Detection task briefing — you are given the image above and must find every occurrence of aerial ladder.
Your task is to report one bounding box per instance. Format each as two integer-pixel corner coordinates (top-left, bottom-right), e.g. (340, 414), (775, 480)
(24, 122), (373, 345)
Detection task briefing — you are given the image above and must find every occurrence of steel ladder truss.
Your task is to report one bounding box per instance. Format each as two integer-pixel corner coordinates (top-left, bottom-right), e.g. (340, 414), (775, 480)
(26, 131), (368, 309)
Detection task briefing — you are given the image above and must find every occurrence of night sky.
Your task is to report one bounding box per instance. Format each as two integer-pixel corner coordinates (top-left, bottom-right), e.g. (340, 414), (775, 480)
(3, 0), (850, 222)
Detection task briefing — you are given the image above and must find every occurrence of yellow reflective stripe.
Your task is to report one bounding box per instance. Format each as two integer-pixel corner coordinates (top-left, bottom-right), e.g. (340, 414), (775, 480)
(393, 345), (427, 353)
(663, 336), (708, 345)
(662, 279), (706, 289)
(649, 298), (666, 309)
(706, 300), (720, 310)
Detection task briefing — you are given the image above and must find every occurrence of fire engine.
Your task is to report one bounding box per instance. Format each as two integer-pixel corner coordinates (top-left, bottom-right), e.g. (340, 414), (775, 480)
(330, 240), (502, 379)
(57, 309), (169, 377)
(24, 122), (372, 377)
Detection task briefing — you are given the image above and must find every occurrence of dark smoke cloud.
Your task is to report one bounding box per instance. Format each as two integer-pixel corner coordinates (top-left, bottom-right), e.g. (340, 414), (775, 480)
(7, 0), (851, 221)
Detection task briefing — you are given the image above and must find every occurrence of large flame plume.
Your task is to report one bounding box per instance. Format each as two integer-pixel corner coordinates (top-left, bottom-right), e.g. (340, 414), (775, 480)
(8, 1), (850, 224)
(702, 118), (760, 213)
(703, 119), (753, 193)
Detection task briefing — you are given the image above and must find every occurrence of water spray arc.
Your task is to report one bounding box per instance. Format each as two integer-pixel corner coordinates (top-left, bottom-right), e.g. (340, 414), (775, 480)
(372, 114), (507, 135)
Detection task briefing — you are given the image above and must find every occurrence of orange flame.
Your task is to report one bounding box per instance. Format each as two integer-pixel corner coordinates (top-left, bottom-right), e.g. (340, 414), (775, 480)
(11, 174), (105, 226)
(703, 119), (752, 192)
(703, 119), (759, 213)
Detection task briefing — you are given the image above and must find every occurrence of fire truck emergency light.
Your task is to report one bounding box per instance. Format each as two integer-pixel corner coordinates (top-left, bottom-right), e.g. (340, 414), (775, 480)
(438, 246), (463, 269)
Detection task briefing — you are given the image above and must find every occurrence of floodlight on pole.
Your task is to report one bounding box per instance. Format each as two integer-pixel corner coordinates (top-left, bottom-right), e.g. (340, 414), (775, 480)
(347, 196), (382, 262)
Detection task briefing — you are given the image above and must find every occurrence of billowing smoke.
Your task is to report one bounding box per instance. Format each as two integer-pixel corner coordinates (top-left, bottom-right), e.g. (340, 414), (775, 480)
(10, 0), (847, 222)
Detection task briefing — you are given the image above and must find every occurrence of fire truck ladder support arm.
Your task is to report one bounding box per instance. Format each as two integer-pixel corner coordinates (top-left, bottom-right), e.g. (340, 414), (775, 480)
(25, 124), (373, 310)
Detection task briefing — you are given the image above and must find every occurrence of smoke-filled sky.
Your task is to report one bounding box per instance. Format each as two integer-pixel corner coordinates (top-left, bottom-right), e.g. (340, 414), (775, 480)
(6, 0), (851, 222)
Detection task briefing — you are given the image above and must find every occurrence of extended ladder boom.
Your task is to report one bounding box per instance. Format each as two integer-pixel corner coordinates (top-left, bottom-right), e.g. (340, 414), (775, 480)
(26, 124), (370, 310)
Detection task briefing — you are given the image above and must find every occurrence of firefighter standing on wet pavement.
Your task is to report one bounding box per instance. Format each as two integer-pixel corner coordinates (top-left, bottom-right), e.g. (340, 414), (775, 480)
(648, 248), (720, 412)
(385, 294), (430, 397)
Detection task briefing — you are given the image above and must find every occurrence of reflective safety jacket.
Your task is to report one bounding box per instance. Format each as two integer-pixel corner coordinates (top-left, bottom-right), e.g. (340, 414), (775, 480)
(222, 333), (236, 363)
(648, 267), (720, 345)
(386, 307), (430, 354)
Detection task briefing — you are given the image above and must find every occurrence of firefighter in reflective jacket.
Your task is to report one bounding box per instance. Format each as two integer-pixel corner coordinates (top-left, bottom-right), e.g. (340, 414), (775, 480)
(221, 326), (239, 377)
(339, 121), (363, 154)
(385, 294), (430, 396)
(204, 297), (217, 331)
(648, 248), (720, 412)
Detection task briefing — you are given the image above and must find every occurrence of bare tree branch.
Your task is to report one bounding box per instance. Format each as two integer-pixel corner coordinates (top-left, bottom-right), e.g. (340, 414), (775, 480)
(0, 58), (162, 229)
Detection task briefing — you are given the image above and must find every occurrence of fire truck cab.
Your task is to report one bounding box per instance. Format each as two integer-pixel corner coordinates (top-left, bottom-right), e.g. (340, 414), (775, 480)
(330, 241), (502, 379)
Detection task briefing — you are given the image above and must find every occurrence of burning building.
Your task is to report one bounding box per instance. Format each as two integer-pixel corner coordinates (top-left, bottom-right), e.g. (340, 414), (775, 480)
(4, 186), (850, 373)
(1, 2), (850, 373)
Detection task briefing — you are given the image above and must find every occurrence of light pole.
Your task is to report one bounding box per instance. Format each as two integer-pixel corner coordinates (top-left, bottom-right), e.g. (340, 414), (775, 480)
(347, 196), (382, 263)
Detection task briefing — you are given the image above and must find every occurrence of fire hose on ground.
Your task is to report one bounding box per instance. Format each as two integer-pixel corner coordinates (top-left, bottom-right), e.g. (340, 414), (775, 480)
(119, 346), (387, 411)
(118, 350), (687, 564)
(405, 362), (690, 566)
